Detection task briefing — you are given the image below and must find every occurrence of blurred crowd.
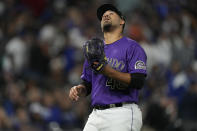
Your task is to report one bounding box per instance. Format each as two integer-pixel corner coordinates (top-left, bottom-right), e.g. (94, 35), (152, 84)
(0, 0), (197, 131)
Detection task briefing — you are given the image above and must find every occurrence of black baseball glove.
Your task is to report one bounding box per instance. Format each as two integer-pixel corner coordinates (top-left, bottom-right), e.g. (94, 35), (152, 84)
(83, 37), (107, 73)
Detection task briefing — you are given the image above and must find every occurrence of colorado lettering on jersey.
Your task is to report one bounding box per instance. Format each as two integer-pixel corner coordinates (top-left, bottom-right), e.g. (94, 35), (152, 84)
(107, 57), (125, 71)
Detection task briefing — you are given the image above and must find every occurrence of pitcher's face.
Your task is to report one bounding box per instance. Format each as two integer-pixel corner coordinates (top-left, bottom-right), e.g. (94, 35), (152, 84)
(101, 10), (124, 32)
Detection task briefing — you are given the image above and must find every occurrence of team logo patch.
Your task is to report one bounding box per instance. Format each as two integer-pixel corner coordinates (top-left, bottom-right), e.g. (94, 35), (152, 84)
(135, 60), (146, 70)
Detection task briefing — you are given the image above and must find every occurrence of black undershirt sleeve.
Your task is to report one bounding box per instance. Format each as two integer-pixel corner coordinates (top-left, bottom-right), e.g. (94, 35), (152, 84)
(129, 73), (146, 89)
(81, 80), (92, 96)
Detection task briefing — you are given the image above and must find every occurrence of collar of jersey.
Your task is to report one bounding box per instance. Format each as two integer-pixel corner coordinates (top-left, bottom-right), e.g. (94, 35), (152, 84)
(104, 36), (125, 46)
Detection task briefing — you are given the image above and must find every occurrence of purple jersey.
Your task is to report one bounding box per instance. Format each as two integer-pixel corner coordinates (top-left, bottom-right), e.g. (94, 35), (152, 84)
(81, 37), (147, 106)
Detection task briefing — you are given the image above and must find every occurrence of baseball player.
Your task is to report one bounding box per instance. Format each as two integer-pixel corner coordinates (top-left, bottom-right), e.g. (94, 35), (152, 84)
(69, 4), (147, 131)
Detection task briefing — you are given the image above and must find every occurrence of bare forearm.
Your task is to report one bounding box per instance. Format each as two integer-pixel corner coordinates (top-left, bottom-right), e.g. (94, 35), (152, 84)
(101, 65), (131, 85)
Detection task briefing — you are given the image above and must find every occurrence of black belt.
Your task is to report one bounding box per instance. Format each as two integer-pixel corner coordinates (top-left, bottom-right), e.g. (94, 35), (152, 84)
(93, 102), (133, 110)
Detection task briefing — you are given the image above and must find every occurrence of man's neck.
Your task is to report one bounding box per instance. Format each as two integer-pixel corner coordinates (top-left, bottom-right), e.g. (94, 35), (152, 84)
(104, 29), (123, 44)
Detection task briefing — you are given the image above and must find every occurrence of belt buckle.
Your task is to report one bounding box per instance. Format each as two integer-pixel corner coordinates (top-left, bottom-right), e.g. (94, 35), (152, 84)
(97, 106), (101, 110)
(97, 106), (102, 110)
(109, 104), (116, 108)
(96, 105), (107, 110)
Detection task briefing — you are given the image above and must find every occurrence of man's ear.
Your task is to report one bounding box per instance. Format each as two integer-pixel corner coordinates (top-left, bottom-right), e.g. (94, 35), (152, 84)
(120, 19), (125, 26)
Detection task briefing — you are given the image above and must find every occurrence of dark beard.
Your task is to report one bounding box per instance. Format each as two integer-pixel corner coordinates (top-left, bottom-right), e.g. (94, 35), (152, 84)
(103, 23), (112, 32)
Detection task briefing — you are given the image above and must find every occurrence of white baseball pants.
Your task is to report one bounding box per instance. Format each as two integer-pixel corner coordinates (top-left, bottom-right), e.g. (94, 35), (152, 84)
(83, 103), (142, 131)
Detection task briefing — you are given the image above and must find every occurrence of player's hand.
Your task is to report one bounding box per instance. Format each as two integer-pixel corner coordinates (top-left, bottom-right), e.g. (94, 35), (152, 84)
(69, 85), (86, 101)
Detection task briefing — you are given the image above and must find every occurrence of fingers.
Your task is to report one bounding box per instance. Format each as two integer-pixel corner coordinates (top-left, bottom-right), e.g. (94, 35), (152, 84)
(69, 86), (80, 101)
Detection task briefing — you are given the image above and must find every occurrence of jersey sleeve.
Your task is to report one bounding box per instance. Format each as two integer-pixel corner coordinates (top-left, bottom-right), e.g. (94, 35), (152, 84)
(126, 44), (147, 75)
(81, 60), (92, 82)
